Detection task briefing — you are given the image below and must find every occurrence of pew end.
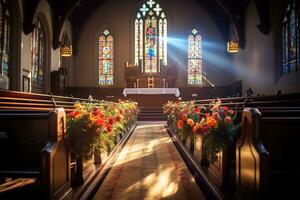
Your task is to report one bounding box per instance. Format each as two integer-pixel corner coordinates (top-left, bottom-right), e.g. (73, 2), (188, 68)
(0, 108), (71, 200)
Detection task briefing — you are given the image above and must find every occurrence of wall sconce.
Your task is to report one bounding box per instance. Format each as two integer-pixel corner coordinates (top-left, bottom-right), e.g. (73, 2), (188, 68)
(60, 44), (72, 57)
(227, 41), (239, 53)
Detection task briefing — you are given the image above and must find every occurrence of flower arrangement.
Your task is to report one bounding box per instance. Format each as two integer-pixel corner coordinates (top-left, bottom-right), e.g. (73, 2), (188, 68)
(67, 100), (138, 159)
(163, 99), (239, 164)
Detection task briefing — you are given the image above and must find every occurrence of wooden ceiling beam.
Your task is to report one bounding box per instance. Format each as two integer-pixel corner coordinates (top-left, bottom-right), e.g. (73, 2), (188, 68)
(23, 0), (40, 35)
(52, 0), (81, 49)
(254, 0), (270, 35)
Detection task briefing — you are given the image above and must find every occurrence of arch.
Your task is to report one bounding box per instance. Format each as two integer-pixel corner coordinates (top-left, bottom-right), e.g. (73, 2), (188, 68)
(134, 0), (167, 73)
(188, 28), (203, 86)
(31, 13), (51, 94)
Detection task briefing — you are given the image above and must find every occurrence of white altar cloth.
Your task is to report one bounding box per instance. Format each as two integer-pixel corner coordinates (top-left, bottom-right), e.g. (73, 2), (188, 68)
(123, 88), (180, 97)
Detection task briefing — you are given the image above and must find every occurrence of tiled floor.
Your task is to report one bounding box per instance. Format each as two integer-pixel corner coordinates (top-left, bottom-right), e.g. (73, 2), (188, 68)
(93, 123), (206, 200)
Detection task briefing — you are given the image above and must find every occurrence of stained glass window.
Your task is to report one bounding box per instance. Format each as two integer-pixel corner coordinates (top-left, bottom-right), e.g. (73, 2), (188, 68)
(31, 18), (45, 90)
(135, 0), (167, 73)
(282, 0), (299, 74)
(0, 0), (10, 80)
(188, 28), (202, 85)
(99, 29), (114, 86)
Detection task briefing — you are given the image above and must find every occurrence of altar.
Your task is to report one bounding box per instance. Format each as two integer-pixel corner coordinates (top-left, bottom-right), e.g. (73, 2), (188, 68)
(123, 61), (179, 106)
(122, 88), (180, 107)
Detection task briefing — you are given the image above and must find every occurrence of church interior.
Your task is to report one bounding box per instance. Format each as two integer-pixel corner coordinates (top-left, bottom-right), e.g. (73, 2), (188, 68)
(0, 0), (299, 199)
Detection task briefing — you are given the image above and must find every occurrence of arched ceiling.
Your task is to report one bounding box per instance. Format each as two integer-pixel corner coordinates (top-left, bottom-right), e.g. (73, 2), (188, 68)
(23, 0), (270, 50)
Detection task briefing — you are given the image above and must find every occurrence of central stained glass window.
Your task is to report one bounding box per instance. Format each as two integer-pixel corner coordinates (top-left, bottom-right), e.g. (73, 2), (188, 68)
(135, 0), (167, 73)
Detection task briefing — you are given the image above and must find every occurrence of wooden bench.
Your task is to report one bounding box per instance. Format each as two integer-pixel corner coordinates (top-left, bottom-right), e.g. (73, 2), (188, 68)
(236, 108), (300, 199)
(0, 108), (71, 199)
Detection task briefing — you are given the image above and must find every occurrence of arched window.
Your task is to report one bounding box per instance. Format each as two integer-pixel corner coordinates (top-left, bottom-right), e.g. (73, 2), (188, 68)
(282, 0), (299, 74)
(188, 28), (202, 85)
(135, 0), (167, 73)
(99, 29), (114, 86)
(31, 18), (45, 91)
(0, 0), (10, 88)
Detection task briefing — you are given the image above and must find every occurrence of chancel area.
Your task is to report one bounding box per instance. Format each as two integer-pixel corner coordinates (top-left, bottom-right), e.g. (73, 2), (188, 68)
(0, 0), (300, 199)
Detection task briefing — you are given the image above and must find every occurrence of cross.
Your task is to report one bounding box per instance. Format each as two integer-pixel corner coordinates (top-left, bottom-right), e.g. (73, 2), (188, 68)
(154, 4), (162, 16)
(140, 4), (149, 16)
(147, 0), (156, 8)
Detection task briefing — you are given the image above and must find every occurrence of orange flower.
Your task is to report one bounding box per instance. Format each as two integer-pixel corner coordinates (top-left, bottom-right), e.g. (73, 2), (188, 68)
(187, 118), (194, 127)
(182, 113), (188, 121)
(207, 117), (217, 128)
(177, 120), (184, 129)
(224, 116), (232, 124)
(193, 123), (201, 133)
(119, 109), (124, 115)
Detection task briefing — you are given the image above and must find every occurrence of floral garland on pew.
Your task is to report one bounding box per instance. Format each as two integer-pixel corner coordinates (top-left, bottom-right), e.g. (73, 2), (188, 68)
(163, 99), (239, 164)
(67, 99), (138, 159)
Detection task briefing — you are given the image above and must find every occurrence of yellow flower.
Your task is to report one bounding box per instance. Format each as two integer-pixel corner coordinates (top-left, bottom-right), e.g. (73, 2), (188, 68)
(74, 103), (83, 110)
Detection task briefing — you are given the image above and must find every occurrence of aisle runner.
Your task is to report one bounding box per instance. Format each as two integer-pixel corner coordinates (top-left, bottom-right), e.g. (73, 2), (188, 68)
(93, 124), (205, 200)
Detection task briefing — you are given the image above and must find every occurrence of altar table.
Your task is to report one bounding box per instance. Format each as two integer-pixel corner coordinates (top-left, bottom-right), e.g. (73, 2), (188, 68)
(122, 88), (180, 97)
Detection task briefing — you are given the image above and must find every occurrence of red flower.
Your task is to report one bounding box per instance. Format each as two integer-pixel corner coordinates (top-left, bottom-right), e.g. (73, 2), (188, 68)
(69, 111), (80, 118)
(106, 125), (112, 132)
(224, 116), (232, 124)
(182, 113), (188, 121)
(193, 123), (200, 133)
(93, 108), (101, 116)
(222, 106), (229, 112)
(115, 115), (121, 122)
(119, 109), (124, 115)
(108, 117), (114, 125)
(201, 125), (209, 134)
(194, 107), (200, 114)
(177, 120), (184, 129)
(95, 118), (106, 127)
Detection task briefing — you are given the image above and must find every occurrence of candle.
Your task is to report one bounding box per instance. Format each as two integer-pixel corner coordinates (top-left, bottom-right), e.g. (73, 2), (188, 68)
(163, 79), (166, 88)
(137, 79), (139, 88)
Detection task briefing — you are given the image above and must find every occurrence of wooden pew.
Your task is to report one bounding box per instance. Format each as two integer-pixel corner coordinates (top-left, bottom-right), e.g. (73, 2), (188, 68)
(167, 92), (300, 198)
(0, 108), (71, 199)
(236, 107), (300, 199)
(0, 89), (136, 199)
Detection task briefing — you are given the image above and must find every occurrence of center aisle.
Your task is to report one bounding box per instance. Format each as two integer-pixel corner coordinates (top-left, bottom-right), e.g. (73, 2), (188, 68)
(94, 122), (205, 200)
(93, 123), (206, 200)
